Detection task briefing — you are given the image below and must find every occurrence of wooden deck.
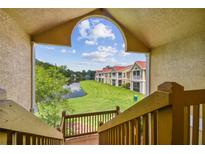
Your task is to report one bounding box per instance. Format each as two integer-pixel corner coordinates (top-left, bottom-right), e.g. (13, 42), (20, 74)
(64, 133), (99, 145)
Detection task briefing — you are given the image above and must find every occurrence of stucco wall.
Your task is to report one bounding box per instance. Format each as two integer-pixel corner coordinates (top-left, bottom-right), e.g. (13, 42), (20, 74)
(150, 32), (205, 92)
(0, 9), (31, 110)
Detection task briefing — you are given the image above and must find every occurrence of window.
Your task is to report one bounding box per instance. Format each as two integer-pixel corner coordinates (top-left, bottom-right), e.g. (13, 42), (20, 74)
(133, 70), (140, 76)
(118, 80), (122, 86)
(136, 70), (140, 76)
(118, 72), (122, 78)
(133, 82), (140, 92)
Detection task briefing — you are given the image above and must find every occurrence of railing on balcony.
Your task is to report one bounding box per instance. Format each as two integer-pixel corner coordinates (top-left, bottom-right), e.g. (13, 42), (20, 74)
(98, 82), (205, 145)
(0, 100), (63, 145)
(61, 106), (120, 139)
(133, 75), (142, 80)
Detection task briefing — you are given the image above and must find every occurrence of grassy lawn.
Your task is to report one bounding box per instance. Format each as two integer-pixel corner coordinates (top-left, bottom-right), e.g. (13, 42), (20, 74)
(65, 80), (144, 114)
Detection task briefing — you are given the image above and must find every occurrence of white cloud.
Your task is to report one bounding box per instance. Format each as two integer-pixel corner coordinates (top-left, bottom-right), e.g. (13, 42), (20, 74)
(91, 23), (115, 40)
(122, 43), (125, 48)
(44, 46), (55, 50)
(61, 49), (67, 53)
(78, 19), (90, 38)
(120, 51), (130, 57)
(60, 49), (76, 54)
(91, 19), (100, 24)
(85, 40), (97, 45)
(77, 61), (92, 66)
(82, 46), (117, 63)
(78, 20), (116, 45)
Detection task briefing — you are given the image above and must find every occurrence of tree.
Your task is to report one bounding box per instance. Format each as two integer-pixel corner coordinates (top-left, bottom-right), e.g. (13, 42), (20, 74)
(35, 64), (70, 127)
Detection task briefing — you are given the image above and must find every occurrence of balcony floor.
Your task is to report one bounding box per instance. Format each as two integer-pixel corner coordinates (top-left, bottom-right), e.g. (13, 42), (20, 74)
(64, 133), (99, 145)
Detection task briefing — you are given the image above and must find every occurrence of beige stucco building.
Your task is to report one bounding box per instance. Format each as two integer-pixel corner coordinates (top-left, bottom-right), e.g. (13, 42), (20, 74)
(95, 61), (146, 94)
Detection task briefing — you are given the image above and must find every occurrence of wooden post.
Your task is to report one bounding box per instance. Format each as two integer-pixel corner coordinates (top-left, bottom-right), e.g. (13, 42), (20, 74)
(116, 106), (120, 115)
(158, 82), (184, 145)
(62, 111), (66, 141)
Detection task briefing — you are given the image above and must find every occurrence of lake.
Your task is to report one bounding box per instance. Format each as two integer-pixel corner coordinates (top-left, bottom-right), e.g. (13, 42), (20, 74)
(63, 82), (86, 99)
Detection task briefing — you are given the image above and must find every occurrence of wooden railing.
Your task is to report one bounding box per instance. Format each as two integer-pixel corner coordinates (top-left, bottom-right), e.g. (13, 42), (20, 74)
(98, 82), (205, 145)
(62, 106), (120, 139)
(0, 100), (63, 145)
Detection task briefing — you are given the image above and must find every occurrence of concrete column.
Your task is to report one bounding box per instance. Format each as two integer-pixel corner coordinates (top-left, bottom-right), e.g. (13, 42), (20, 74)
(130, 81), (133, 91)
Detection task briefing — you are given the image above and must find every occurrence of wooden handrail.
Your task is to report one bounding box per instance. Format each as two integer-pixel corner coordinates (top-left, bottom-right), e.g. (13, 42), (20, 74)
(184, 89), (205, 106)
(98, 82), (205, 145)
(62, 106), (120, 138)
(98, 91), (170, 132)
(64, 109), (118, 118)
(0, 100), (63, 145)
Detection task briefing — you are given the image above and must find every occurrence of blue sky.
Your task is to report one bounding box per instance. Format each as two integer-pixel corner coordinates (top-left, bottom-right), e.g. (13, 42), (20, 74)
(35, 17), (146, 71)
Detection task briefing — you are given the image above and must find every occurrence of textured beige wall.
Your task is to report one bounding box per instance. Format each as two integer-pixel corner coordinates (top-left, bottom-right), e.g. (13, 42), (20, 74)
(150, 32), (205, 93)
(0, 9), (31, 110)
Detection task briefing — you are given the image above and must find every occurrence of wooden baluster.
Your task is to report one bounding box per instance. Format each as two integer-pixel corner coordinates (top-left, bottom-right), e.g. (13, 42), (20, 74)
(80, 116), (83, 134)
(142, 114), (149, 145)
(32, 136), (36, 145)
(89, 116), (91, 133)
(120, 124), (124, 145)
(108, 129), (111, 144)
(203, 104), (205, 145)
(113, 127), (115, 145)
(184, 106), (190, 144)
(128, 120), (134, 145)
(83, 117), (86, 133)
(74, 117), (76, 135)
(93, 115), (95, 132)
(87, 116), (90, 133)
(26, 135), (31, 145)
(73, 117), (76, 135)
(116, 126), (119, 145)
(67, 118), (69, 137)
(16, 133), (23, 145)
(151, 111), (158, 145)
(125, 122), (129, 145)
(6, 131), (12, 145)
(90, 115), (93, 132)
(192, 105), (199, 145)
(77, 117), (80, 134)
(75, 117), (77, 135)
(86, 116), (88, 133)
(94, 115), (97, 132)
(157, 106), (172, 144)
(102, 114), (104, 124)
(135, 118), (141, 145)
(71, 118), (73, 136)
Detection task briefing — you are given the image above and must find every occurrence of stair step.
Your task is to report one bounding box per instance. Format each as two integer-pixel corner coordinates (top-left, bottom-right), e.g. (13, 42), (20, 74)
(0, 88), (7, 100)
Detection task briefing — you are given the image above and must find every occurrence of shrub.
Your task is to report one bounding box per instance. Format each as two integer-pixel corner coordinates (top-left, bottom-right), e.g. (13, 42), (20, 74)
(122, 82), (130, 89)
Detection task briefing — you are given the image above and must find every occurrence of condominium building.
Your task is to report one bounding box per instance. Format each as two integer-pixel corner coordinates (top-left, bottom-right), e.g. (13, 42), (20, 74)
(95, 61), (146, 94)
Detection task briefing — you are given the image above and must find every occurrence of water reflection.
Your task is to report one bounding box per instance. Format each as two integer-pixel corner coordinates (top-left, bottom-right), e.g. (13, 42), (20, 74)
(63, 82), (86, 99)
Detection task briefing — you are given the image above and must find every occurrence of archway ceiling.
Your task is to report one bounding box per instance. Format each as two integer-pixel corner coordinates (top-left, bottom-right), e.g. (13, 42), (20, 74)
(4, 8), (205, 51)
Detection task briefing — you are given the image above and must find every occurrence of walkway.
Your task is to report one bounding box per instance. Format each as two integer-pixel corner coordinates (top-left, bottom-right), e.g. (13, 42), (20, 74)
(64, 133), (99, 145)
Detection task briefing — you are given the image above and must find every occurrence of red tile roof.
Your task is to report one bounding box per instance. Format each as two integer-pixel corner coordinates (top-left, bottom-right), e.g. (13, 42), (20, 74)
(135, 61), (146, 69)
(96, 70), (103, 73)
(96, 61), (146, 73)
(102, 67), (112, 73)
(112, 66), (128, 72)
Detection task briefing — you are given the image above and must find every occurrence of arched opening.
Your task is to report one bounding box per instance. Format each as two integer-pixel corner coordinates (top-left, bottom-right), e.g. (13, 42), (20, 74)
(33, 16), (147, 128)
